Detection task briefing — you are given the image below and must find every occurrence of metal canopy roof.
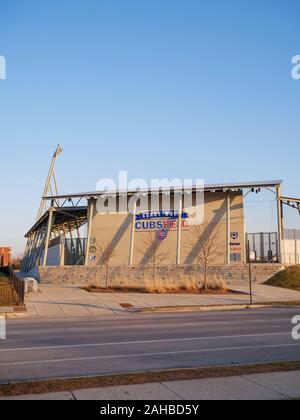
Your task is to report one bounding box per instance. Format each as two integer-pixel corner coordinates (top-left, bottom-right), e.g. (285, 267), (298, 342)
(25, 207), (88, 238)
(43, 180), (283, 201)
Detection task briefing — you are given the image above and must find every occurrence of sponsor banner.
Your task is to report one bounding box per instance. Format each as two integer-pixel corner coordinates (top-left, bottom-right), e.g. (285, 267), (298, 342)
(136, 210), (189, 221)
(230, 232), (241, 252)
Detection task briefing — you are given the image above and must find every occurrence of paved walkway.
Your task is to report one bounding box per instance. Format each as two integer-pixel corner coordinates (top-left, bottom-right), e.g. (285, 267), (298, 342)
(16, 284), (300, 319)
(2, 370), (300, 400)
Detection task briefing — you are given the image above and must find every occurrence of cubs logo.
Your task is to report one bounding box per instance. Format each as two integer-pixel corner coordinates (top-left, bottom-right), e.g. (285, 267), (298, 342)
(231, 232), (239, 240)
(157, 229), (168, 241)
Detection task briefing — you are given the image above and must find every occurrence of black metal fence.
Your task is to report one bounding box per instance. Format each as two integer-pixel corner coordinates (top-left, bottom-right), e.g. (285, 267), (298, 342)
(246, 232), (279, 263)
(0, 272), (25, 307)
(65, 238), (87, 265)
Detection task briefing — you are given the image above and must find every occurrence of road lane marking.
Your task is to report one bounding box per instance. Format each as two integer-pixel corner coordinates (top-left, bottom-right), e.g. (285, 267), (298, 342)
(0, 332), (291, 353)
(0, 343), (299, 367)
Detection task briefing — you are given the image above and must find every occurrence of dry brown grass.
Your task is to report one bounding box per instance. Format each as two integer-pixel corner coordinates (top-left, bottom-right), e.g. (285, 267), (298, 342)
(83, 275), (229, 294)
(0, 271), (9, 282)
(1, 361), (300, 398)
(143, 278), (199, 294)
(266, 265), (300, 291)
(0, 282), (16, 306)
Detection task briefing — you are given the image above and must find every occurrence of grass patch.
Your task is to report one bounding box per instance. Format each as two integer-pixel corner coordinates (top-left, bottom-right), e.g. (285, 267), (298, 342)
(0, 283), (16, 306)
(265, 265), (300, 291)
(0, 275), (24, 307)
(83, 283), (242, 295)
(140, 301), (300, 313)
(1, 361), (300, 397)
(83, 285), (237, 295)
(0, 271), (9, 282)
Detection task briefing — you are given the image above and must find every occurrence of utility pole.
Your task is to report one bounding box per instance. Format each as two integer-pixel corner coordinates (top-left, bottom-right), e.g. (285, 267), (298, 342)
(247, 240), (253, 305)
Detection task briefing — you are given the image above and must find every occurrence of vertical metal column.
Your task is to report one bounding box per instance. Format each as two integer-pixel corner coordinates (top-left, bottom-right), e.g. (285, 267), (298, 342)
(260, 232), (265, 262)
(22, 236), (32, 273)
(176, 196), (183, 266)
(226, 192), (231, 265)
(276, 185), (284, 263)
(26, 232), (40, 272)
(294, 229), (297, 264)
(35, 228), (48, 268)
(85, 199), (95, 266)
(129, 201), (137, 266)
(43, 209), (54, 267)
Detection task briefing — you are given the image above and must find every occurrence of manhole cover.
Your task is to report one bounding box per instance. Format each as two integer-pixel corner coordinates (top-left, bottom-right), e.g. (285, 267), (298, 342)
(119, 303), (134, 309)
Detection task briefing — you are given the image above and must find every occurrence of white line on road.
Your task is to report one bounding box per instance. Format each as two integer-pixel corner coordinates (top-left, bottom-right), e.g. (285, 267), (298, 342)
(0, 332), (291, 353)
(0, 343), (299, 367)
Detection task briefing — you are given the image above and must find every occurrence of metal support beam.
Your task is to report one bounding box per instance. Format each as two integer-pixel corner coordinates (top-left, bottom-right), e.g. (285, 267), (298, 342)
(26, 232), (40, 272)
(67, 220), (76, 263)
(128, 201), (137, 266)
(74, 215), (84, 265)
(59, 227), (66, 266)
(43, 208), (54, 267)
(176, 196), (183, 266)
(85, 199), (95, 266)
(37, 145), (62, 220)
(35, 228), (47, 268)
(26, 232), (42, 273)
(22, 236), (32, 273)
(276, 186), (284, 263)
(226, 192), (231, 265)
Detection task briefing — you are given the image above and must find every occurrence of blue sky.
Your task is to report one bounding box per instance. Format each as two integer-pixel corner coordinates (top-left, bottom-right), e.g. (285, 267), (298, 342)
(0, 0), (300, 254)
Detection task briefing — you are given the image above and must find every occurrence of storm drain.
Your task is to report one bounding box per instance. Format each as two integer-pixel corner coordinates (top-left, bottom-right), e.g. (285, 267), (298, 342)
(119, 303), (134, 309)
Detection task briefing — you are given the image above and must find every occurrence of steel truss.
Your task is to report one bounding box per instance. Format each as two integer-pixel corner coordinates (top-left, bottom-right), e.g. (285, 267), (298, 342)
(21, 207), (88, 273)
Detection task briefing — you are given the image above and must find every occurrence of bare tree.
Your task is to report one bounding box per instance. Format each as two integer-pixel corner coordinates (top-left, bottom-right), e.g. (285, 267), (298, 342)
(138, 231), (169, 287)
(97, 241), (117, 289)
(185, 225), (223, 291)
(10, 254), (23, 271)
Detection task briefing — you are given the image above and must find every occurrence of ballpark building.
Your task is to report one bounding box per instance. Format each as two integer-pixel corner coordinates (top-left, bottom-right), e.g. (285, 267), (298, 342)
(21, 179), (300, 284)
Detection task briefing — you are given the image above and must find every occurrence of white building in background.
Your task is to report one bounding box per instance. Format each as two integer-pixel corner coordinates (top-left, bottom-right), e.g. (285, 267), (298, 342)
(283, 229), (300, 264)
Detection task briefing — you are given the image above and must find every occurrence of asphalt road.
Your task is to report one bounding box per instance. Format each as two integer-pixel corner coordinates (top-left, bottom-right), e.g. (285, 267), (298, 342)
(0, 307), (300, 383)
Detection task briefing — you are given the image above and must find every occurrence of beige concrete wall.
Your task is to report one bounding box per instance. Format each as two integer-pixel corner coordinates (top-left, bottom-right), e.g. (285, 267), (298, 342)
(86, 191), (245, 267)
(37, 264), (284, 286)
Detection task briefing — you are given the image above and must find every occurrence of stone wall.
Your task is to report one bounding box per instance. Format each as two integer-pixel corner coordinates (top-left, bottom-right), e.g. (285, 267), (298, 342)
(37, 264), (285, 288)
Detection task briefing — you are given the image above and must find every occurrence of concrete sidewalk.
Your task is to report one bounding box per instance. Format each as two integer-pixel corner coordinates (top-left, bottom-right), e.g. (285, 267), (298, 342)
(2, 370), (300, 400)
(13, 283), (300, 319)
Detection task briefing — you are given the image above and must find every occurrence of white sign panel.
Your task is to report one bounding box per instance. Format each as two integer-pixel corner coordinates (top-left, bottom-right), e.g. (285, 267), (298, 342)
(0, 316), (6, 340)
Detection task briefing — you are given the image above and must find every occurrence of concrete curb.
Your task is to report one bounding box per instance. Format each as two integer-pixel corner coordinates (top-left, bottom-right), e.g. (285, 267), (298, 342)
(140, 302), (300, 314)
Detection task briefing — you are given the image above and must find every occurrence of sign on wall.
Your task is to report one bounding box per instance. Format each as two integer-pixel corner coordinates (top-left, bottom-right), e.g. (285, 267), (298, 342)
(230, 231), (242, 261)
(135, 210), (190, 232)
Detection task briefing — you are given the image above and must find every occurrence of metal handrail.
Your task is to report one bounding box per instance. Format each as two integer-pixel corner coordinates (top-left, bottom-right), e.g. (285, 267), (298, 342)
(267, 254), (281, 264)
